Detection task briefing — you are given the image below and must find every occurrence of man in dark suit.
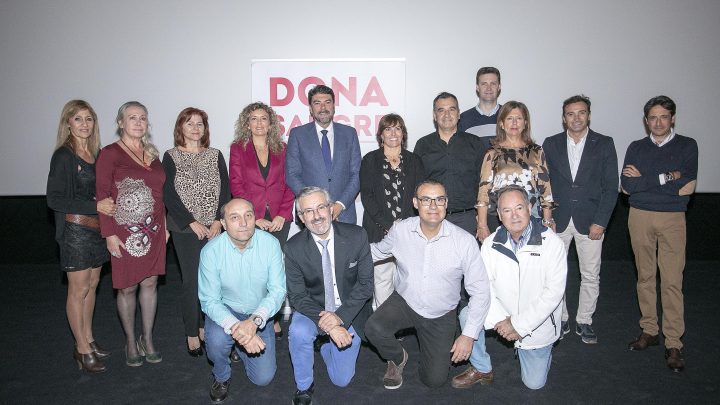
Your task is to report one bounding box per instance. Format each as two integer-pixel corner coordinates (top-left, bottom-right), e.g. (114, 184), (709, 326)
(286, 85), (361, 224)
(285, 186), (374, 405)
(542, 95), (618, 344)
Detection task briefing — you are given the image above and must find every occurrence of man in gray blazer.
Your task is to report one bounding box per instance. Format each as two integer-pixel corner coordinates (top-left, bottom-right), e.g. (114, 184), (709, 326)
(286, 84), (361, 224)
(542, 95), (618, 344)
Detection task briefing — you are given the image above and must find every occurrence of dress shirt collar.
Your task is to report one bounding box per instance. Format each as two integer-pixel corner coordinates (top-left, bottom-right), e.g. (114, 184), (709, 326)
(476, 103), (500, 117)
(507, 221), (533, 253)
(566, 128), (589, 145)
(651, 129), (675, 147)
(411, 219), (451, 242)
(226, 231), (256, 252)
(315, 121), (334, 137)
(310, 224), (335, 245)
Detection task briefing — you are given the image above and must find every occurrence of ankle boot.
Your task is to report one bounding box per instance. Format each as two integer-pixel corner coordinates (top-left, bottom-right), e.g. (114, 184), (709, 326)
(73, 347), (107, 373)
(89, 341), (111, 360)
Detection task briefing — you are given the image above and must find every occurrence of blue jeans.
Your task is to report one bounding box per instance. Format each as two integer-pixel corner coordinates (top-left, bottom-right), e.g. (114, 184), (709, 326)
(458, 306), (493, 373)
(288, 312), (361, 390)
(459, 307), (553, 389)
(517, 344), (553, 390)
(205, 310), (276, 385)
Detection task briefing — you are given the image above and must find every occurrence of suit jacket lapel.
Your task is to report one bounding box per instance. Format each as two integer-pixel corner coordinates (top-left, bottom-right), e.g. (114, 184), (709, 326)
(329, 122), (338, 175)
(305, 123), (327, 174)
(556, 135), (573, 182)
(332, 223), (346, 299)
(575, 130), (597, 181)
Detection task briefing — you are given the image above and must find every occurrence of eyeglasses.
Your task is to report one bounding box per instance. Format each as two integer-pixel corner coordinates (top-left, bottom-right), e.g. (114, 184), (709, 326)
(298, 203), (331, 217)
(416, 196), (448, 207)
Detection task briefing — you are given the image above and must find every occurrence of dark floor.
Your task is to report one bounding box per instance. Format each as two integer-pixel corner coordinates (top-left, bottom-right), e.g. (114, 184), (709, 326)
(1, 261), (718, 405)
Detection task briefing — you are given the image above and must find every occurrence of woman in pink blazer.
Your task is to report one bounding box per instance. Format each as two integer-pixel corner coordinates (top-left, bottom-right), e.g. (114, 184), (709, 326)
(230, 101), (295, 338)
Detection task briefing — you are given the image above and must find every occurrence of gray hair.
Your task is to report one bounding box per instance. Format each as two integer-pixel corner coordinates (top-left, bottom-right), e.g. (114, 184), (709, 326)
(294, 186), (332, 212)
(115, 101), (159, 161)
(496, 184), (530, 207)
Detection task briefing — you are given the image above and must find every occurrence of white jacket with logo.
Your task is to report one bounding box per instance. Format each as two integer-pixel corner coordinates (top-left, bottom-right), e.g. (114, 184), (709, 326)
(481, 218), (567, 349)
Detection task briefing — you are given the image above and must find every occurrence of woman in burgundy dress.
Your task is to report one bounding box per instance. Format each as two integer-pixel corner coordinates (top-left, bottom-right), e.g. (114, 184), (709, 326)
(47, 100), (116, 373)
(96, 101), (167, 367)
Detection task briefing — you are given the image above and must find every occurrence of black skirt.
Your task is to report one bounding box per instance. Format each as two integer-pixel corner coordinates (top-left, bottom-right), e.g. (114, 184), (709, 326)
(59, 222), (108, 272)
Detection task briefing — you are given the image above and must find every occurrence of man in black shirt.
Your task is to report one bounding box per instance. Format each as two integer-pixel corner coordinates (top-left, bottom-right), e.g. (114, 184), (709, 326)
(414, 92), (489, 235)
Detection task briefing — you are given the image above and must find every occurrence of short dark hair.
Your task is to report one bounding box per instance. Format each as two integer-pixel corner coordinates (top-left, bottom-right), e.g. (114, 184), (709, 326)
(375, 113), (408, 148)
(562, 95), (591, 114)
(308, 84), (335, 104)
(643, 95), (676, 118)
(433, 92), (458, 110)
(496, 184), (530, 206)
(476, 66), (501, 85)
(414, 179), (446, 196)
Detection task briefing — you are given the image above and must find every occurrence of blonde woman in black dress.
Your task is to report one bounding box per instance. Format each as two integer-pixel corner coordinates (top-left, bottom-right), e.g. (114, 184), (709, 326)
(47, 100), (116, 373)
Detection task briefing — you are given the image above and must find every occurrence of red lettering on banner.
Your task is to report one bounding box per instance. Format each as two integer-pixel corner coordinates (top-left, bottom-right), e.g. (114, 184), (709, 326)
(298, 77), (325, 105)
(278, 113), (386, 142)
(332, 77), (356, 106)
(277, 114), (286, 135)
(355, 115), (371, 136)
(360, 76), (388, 106)
(270, 77), (294, 106)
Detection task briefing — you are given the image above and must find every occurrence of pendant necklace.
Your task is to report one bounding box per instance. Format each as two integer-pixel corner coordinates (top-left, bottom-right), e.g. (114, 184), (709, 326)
(120, 139), (150, 170)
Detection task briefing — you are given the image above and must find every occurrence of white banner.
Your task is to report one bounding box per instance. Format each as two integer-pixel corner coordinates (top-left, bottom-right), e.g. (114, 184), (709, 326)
(251, 58), (406, 151)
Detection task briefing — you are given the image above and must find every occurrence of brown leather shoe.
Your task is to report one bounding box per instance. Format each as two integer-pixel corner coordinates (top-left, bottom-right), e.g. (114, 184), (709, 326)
(451, 366), (494, 388)
(627, 332), (659, 351)
(665, 348), (685, 372)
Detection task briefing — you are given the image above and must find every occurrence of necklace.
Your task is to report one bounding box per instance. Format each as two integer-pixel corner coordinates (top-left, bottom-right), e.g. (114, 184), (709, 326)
(120, 138), (150, 169)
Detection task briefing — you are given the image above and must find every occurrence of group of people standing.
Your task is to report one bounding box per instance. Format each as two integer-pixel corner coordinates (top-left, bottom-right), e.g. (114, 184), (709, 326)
(47, 65), (698, 404)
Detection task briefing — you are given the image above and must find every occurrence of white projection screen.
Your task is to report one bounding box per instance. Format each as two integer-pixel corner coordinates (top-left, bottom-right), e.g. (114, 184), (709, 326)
(1, 0), (718, 195)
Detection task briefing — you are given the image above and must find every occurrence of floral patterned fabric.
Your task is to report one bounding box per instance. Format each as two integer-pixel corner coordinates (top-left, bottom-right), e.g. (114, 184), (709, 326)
(96, 143), (166, 289)
(477, 143), (555, 218)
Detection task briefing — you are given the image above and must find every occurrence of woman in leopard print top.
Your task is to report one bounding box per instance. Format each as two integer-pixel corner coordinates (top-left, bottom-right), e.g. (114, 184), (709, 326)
(162, 107), (230, 357)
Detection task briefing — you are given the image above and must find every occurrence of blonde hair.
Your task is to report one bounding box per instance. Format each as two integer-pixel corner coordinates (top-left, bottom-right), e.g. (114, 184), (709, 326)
(55, 100), (101, 156)
(115, 101), (159, 161)
(233, 102), (284, 154)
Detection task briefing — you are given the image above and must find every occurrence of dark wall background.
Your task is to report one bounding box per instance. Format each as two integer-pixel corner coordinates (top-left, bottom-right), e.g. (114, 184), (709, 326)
(1, 194), (718, 264)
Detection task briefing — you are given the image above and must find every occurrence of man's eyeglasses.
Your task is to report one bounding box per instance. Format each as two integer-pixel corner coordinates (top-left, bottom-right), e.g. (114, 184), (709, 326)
(416, 196), (448, 207)
(298, 203), (331, 217)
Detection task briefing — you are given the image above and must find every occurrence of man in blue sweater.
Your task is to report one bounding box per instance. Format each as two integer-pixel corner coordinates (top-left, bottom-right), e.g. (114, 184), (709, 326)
(458, 66), (502, 141)
(621, 95), (698, 373)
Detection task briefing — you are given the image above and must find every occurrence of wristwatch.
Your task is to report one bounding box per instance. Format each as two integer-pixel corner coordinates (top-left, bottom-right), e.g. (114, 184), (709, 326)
(251, 315), (263, 327)
(542, 218), (555, 226)
(665, 172), (675, 182)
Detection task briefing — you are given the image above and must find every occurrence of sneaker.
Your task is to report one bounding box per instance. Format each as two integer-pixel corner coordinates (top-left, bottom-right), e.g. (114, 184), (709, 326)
(292, 383), (314, 405)
(209, 378), (230, 403)
(576, 323), (598, 344)
(559, 321), (570, 339)
(383, 348), (408, 389)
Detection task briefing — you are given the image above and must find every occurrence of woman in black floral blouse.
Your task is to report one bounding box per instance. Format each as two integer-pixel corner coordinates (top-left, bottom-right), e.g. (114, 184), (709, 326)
(359, 113), (425, 309)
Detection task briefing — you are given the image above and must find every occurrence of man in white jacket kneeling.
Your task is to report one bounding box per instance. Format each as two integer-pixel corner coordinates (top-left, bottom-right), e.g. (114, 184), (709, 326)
(453, 184), (567, 390)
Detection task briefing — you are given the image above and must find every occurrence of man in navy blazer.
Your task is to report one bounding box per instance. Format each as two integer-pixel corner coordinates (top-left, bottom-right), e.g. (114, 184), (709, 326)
(542, 95), (618, 344)
(286, 84), (361, 224)
(284, 186), (373, 405)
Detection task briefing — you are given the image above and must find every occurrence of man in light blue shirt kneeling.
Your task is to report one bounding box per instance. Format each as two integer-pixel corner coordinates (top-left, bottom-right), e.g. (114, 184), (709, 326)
(199, 198), (286, 403)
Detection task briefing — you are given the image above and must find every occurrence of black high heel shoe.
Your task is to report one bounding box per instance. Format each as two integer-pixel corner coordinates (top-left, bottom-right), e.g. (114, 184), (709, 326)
(187, 338), (204, 357)
(74, 347), (106, 373)
(89, 341), (111, 360)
